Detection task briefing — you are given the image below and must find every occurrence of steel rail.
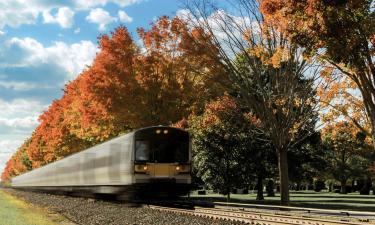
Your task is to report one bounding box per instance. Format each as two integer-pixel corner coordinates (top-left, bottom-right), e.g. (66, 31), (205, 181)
(149, 204), (373, 225)
(214, 201), (375, 218)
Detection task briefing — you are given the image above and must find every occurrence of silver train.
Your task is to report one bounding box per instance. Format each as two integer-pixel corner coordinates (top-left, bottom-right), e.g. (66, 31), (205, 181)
(11, 126), (191, 197)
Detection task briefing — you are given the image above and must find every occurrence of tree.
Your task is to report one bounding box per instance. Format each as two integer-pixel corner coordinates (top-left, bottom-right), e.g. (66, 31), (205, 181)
(2, 18), (226, 180)
(261, 0), (375, 146)
(135, 16), (227, 126)
(184, 0), (319, 205)
(288, 131), (326, 191)
(190, 95), (251, 200)
(322, 122), (374, 194)
(190, 95), (275, 200)
(318, 68), (371, 142)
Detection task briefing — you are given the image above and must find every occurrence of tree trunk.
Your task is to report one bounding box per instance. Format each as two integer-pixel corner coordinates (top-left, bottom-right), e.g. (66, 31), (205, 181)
(329, 182), (333, 192)
(340, 180), (347, 194)
(296, 182), (301, 191)
(278, 149), (290, 205)
(256, 174), (264, 200)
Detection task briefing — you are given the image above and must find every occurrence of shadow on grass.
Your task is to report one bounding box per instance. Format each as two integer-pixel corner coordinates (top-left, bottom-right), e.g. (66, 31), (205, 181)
(290, 194), (375, 199)
(291, 199), (375, 205)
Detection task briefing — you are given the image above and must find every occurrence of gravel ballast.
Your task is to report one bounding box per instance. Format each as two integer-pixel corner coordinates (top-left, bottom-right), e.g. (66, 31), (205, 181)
(5, 189), (241, 225)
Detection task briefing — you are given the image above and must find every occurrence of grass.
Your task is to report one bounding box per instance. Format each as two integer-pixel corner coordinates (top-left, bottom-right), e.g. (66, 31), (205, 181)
(189, 190), (375, 212)
(0, 190), (69, 225)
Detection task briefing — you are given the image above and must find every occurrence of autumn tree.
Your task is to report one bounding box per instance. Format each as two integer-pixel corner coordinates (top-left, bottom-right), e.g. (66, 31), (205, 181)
(2, 18), (226, 180)
(318, 68), (371, 142)
(1, 139), (32, 182)
(322, 122), (374, 194)
(134, 16), (227, 126)
(190, 95), (274, 200)
(261, 0), (375, 146)
(184, 0), (319, 205)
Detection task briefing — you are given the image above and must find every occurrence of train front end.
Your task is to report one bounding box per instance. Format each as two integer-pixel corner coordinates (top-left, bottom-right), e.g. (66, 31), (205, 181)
(132, 126), (191, 197)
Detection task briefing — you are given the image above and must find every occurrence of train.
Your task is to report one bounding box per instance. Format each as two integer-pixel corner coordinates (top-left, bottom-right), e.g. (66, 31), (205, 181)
(11, 126), (192, 198)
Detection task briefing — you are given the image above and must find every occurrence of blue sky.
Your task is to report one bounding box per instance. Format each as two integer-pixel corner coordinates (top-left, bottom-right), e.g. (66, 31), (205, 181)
(0, 0), (183, 173)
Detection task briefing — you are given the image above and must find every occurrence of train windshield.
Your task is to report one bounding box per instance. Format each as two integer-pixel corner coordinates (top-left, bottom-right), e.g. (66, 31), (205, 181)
(134, 128), (189, 163)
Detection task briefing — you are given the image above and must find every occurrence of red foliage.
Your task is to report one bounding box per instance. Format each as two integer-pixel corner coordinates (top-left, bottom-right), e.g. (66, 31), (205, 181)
(1, 17), (225, 181)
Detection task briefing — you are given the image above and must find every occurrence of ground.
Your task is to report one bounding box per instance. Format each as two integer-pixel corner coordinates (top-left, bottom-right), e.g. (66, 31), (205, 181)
(1, 189), (375, 225)
(0, 189), (74, 225)
(190, 190), (375, 211)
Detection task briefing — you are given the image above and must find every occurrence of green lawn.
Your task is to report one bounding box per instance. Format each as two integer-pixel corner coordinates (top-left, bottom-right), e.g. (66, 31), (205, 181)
(0, 190), (69, 225)
(189, 190), (375, 212)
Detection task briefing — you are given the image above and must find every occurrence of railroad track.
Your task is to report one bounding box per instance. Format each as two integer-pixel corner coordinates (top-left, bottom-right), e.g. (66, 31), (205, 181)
(148, 205), (373, 225)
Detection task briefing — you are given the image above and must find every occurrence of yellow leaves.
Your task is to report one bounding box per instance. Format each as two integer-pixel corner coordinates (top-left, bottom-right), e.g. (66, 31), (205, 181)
(293, 98), (301, 107)
(248, 46), (290, 68)
(274, 97), (286, 106)
(318, 65), (369, 141)
(269, 47), (290, 68)
(269, 48), (283, 68)
(320, 67), (334, 82)
(289, 121), (302, 136)
(248, 45), (269, 62)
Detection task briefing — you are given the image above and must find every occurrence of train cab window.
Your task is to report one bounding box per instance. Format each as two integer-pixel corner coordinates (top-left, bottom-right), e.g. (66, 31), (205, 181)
(175, 142), (189, 163)
(135, 140), (150, 161)
(150, 139), (189, 163)
(134, 127), (190, 163)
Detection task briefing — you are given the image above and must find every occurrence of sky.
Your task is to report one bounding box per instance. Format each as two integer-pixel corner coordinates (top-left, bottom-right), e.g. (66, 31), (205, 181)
(0, 0), (183, 174)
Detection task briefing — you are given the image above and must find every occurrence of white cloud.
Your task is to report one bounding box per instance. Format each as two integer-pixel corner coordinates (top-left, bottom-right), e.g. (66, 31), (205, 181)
(0, 31), (5, 36)
(176, 9), (254, 56)
(0, 140), (23, 155)
(75, 0), (142, 9)
(0, 0), (142, 29)
(86, 8), (116, 31)
(118, 10), (133, 23)
(48, 41), (99, 79)
(0, 98), (45, 118)
(4, 37), (98, 79)
(0, 81), (50, 91)
(74, 28), (81, 34)
(0, 1), (39, 29)
(0, 117), (39, 129)
(176, 9), (191, 20)
(43, 7), (75, 28)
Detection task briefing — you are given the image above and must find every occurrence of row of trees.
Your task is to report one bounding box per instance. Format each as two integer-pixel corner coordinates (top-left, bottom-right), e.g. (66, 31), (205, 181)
(1, 17), (226, 180)
(2, 0), (375, 206)
(191, 102), (375, 199)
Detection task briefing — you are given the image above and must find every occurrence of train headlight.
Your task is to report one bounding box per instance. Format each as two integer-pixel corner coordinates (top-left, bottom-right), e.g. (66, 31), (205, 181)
(156, 129), (161, 134)
(135, 164), (149, 174)
(175, 165), (190, 174)
(163, 129), (168, 134)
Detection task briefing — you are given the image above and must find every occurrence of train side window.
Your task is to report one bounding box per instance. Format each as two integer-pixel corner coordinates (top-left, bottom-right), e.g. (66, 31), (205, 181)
(135, 140), (150, 161)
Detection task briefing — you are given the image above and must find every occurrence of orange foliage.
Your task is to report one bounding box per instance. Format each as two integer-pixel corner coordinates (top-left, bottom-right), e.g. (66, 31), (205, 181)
(198, 95), (260, 129)
(317, 67), (370, 142)
(1, 17), (225, 181)
(134, 16), (226, 126)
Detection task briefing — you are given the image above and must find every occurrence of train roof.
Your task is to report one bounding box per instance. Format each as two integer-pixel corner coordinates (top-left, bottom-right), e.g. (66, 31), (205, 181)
(134, 125), (187, 134)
